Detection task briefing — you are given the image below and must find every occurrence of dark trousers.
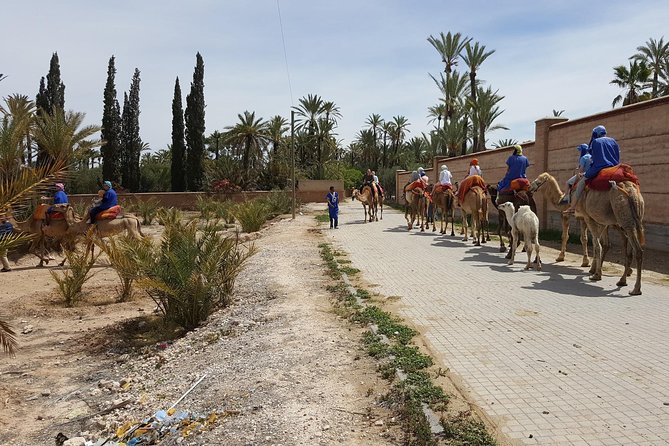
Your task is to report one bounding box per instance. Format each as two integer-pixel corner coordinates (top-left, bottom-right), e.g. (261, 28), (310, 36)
(90, 206), (104, 223)
(330, 216), (338, 228)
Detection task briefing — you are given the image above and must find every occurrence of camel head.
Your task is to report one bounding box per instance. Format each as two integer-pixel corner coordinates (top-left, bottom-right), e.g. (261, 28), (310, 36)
(498, 201), (516, 220)
(529, 172), (553, 193)
(352, 189), (359, 201)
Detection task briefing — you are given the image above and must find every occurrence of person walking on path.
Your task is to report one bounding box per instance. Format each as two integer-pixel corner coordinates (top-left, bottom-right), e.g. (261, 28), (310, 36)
(326, 186), (339, 229)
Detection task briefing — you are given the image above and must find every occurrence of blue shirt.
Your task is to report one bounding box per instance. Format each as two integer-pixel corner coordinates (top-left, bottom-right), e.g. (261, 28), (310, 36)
(579, 153), (593, 172)
(585, 136), (620, 179)
(507, 154), (529, 179)
(54, 190), (68, 204)
(327, 192), (339, 209)
(0, 221), (13, 237)
(100, 188), (118, 209)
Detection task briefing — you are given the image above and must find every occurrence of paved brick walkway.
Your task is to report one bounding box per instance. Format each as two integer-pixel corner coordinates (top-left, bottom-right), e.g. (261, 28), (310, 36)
(325, 202), (669, 446)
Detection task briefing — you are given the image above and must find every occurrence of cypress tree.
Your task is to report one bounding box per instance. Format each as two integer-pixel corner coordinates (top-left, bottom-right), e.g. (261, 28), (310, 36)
(185, 53), (206, 191)
(101, 56), (122, 183)
(171, 77), (187, 192)
(35, 52), (66, 165)
(120, 69), (142, 191)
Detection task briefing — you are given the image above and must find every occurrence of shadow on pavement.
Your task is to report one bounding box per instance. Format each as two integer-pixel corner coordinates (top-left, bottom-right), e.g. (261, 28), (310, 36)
(521, 269), (627, 298)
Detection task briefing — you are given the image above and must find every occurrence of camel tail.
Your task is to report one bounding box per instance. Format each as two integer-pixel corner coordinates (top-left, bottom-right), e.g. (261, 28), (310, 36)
(136, 218), (145, 237)
(612, 181), (645, 246)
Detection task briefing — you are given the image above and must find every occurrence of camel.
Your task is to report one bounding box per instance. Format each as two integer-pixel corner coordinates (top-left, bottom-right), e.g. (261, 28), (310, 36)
(64, 206), (144, 240)
(403, 184), (427, 231)
(528, 173), (592, 267)
(7, 206), (71, 267)
(352, 186), (378, 223)
(458, 186), (487, 246)
(533, 173), (644, 295)
(487, 185), (535, 258)
(498, 202), (541, 271)
(431, 186), (456, 236)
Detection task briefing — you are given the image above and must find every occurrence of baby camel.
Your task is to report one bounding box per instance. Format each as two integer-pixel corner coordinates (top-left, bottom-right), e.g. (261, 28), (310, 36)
(498, 202), (541, 271)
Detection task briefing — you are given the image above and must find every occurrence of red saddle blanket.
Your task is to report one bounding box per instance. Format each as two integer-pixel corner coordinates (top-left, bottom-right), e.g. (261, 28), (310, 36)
(98, 205), (122, 220)
(586, 164), (640, 191)
(406, 179), (427, 193)
(511, 178), (530, 191)
(457, 175), (486, 202)
(34, 204), (65, 220)
(434, 183), (453, 194)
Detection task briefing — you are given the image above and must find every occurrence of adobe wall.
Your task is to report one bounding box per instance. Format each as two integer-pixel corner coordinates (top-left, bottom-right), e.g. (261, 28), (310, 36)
(68, 180), (345, 211)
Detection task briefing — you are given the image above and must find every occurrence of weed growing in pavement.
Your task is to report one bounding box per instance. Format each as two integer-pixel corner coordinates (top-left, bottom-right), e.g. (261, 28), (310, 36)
(339, 266), (360, 276)
(319, 241), (497, 446)
(315, 213), (330, 223)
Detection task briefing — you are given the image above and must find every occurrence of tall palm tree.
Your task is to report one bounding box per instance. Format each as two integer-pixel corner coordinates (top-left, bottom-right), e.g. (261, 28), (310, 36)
(427, 104), (447, 155)
(381, 121), (394, 167)
(223, 111), (270, 171)
(32, 107), (101, 163)
(470, 87), (507, 152)
(389, 116), (410, 165)
(206, 130), (224, 160)
(267, 115), (288, 155)
(462, 41), (495, 152)
(659, 58), (669, 96)
(631, 37), (669, 98)
(610, 61), (652, 107)
(493, 138), (518, 148)
(0, 94), (36, 165)
(427, 31), (471, 132)
(435, 110), (469, 157)
(365, 113), (383, 166)
(354, 129), (377, 168)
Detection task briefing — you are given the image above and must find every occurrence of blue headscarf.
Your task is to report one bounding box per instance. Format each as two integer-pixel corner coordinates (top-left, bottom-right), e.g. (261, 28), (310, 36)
(590, 125), (606, 144)
(577, 143), (589, 157)
(103, 180), (113, 189)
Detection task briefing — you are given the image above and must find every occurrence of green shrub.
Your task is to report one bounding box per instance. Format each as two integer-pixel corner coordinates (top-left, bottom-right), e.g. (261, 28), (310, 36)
(135, 219), (256, 330)
(196, 195), (218, 221)
(233, 199), (270, 233)
(261, 190), (292, 218)
(96, 235), (150, 302)
(213, 199), (236, 224)
(130, 198), (161, 225)
(50, 247), (98, 306)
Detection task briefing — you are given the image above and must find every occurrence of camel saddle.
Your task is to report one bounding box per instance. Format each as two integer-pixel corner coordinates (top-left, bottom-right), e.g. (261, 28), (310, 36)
(586, 164), (640, 191)
(433, 183), (453, 194)
(34, 203), (66, 221)
(456, 175), (486, 203)
(98, 205), (123, 220)
(406, 179), (427, 194)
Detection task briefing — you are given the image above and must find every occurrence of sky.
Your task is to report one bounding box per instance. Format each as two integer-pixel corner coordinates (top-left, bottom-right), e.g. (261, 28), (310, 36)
(2, 0), (668, 152)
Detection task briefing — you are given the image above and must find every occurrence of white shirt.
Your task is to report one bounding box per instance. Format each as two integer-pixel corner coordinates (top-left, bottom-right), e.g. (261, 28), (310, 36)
(439, 169), (452, 185)
(468, 165), (482, 177)
(373, 175), (379, 184)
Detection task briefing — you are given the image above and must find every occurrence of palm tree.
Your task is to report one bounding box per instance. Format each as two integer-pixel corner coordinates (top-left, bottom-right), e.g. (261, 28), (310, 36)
(354, 129), (377, 168)
(223, 111), (270, 171)
(267, 115), (288, 155)
(470, 86), (507, 152)
(0, 94), (36, 165)
(32, 107), (101, 162)
(389, 116), (410, 165)
(365, 114), (384, 166)
(493, 138), (518, 148)
(552, 109), (565, 117)
(381, 121), (394, 167)
(427, 104), (447, 155)
(435, 110), (469, 157)
(206, 131), (224, 160)
(631, 37), (669, 98)
(462, 41), (495, 152)
(610, 61), (652, 107)
(428, 32), (471, 133)
(659, 58), (669, 96)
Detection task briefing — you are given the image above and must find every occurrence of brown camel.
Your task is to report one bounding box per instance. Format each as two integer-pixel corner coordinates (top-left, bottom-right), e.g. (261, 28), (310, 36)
(7, 207), (71, 266)
(458, 186), (487, 246)
(529, 173), (593, 266)
(352, 186), (378, 223)
(403, 184), (427, 231)
(64, 206), (144, 240)
(431, 186), (456, 236)
(487, 185), (535, 258)
(536, 173), (645, 295)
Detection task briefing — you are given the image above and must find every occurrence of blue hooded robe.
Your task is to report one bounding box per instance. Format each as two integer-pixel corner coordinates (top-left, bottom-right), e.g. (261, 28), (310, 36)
(584, 125), (620, 179)
(497, 154), (530, 192)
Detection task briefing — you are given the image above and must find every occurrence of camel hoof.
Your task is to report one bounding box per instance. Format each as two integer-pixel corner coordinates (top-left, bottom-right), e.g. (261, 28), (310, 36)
(461, 238), (467, 242)
(629, 288), (642, 296)
(524, 266), (530, 270)
(626, 269), (632, 277)
(581, 261), (590, 267)
(450, 232), (455, 236)
(499, 247), (507, 253)
(616, 279), (627, 287)
(536, 265), (542, 271)
(589, 274), (601, 282)
(481, 239), (487, 244)
(505, 252), (512, 260)
(507, 260), (513, 265)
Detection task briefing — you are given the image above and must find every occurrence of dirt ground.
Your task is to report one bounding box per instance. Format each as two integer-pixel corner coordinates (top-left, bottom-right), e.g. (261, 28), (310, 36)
(0, 210), (402, 445)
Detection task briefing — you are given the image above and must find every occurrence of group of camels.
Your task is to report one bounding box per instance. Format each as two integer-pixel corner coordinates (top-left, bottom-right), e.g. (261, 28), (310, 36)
(8, 202), (144, 267)
(392, 170), (645, 296)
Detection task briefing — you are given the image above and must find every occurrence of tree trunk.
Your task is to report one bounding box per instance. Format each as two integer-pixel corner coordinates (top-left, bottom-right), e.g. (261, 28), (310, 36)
(470, 71), (479, 152)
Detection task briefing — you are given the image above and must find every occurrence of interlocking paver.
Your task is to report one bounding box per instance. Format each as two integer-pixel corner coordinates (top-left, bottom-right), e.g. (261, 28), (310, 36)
(326, 202), (669, 445)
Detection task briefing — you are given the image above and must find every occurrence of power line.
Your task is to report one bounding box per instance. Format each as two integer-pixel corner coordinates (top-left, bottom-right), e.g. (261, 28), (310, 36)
(276, 0), (294, 107)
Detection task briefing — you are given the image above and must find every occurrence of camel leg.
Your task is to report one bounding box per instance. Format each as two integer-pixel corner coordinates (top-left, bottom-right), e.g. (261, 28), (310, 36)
(616, 232), (630, 287)
(535, 240), (542, 271)
(380, 201), (383, 220)
(579, 219), (590, 267)
(508, 229), (518, 265)
(627, 230), (643, 296)
(588, 223), (606, 281)
(505, 229), (513, 259)
(557, 214), (569, 262)
(524, 238), (533, 270)
(473, 214), (481, 246)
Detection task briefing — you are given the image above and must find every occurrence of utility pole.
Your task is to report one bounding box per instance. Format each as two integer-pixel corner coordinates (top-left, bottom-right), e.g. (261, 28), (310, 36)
(291, 110), (296, 220)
